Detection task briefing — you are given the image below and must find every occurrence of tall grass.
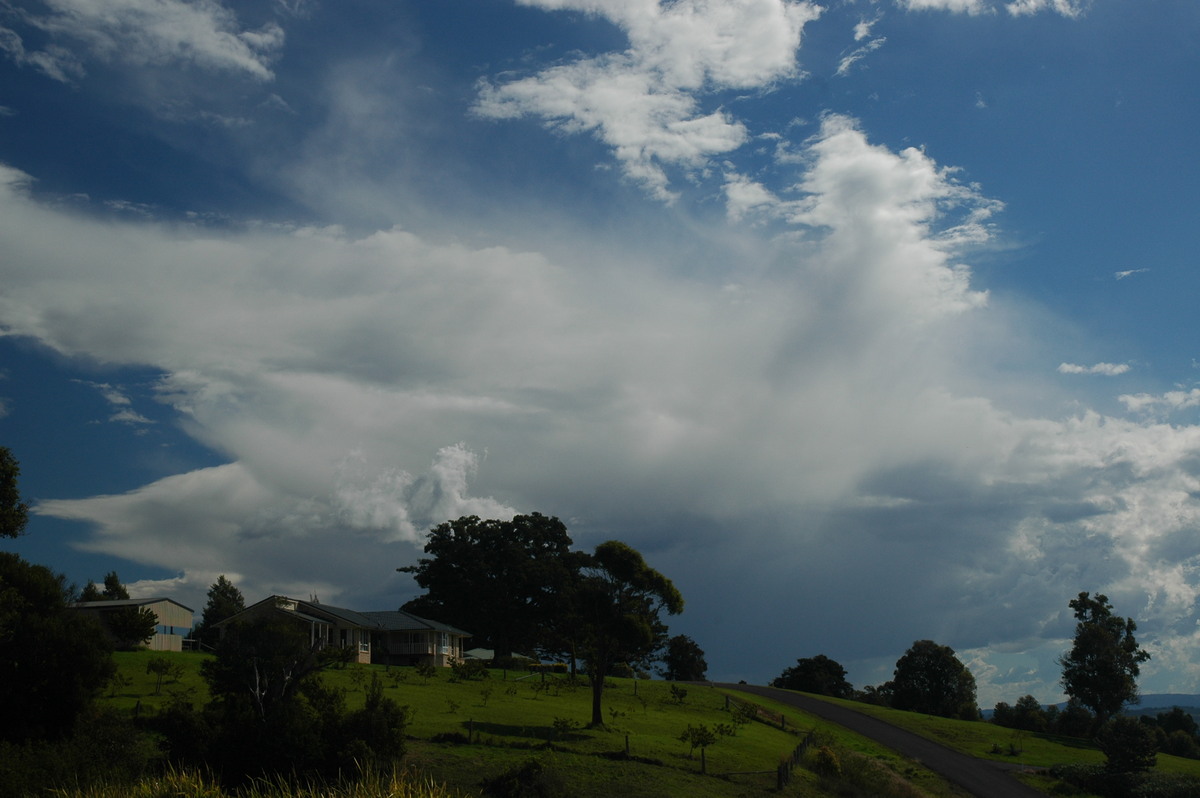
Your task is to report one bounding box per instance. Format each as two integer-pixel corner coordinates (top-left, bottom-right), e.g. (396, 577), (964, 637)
(52, 765), (464, 798)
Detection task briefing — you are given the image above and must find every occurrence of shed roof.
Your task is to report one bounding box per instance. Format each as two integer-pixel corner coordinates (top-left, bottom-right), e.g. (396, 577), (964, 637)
(71, 597), (194, 613)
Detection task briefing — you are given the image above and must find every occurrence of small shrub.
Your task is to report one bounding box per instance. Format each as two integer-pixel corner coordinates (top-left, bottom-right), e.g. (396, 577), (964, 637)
(812, 745), (842, 777)
(678, 724), (716, 759)
(551, 717), (579, 741)
(668, 684), (688, 705)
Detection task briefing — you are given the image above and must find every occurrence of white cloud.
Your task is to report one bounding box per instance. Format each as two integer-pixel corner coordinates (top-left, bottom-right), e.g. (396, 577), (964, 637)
(2, 0), (283, 83)
(1120, 388), (1200, 416)
(1057, 362), (1131, 376)
(836, 36), (886, 76)
(899, 0), (988, 15)
(1005, 0), (1091, 18)
(476, 0), (821, 200)
(1116, 268), (1149, 280)
(854, 16), (881, 42)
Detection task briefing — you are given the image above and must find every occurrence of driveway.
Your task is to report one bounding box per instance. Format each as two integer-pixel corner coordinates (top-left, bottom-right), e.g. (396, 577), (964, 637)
(715, 684), (1046, 798)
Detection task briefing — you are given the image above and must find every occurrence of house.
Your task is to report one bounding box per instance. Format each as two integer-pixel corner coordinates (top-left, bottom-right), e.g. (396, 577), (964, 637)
(219, 596), (470, 667)
(70, 598), (194, 652)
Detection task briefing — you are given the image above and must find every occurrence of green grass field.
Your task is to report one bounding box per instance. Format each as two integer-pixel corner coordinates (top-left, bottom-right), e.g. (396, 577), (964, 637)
(104, 652), (968, 796)
(99, 652), (1200, 797)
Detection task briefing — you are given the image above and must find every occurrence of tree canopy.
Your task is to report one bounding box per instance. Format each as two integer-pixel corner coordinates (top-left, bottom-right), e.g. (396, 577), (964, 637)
(574, 540), (684, 726)
(108, 605), (159, 650)
(0, 446), (29, 538)
(79, 570), (131, 602)
(1059, 591), (1150, 725)
(773, 654), (854, 698)
(889, 639), (978, 720)
(660, 634), (708, 681)
(193, 574), (245, 645)
(399, 513), (577, 658)
(0, 552), (115, 741)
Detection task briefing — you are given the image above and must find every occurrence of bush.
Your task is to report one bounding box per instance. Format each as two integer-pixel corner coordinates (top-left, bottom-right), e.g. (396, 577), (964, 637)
(812, 745), (843, 777)
(480, 757), (567, 798)
(449, 658), (490, 682)
(0, 708), (159, 797)
(1100, 716), (1158, 773)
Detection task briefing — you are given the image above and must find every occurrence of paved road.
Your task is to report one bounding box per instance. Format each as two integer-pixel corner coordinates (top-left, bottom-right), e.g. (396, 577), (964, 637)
(716, 684), (1046, 798)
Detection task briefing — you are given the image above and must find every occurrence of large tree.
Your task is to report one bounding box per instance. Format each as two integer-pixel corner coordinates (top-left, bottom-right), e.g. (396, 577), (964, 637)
(889, 639), (978, 720)
(1059, 591), (1150, 725)
(193, 574), (245, 646)
(574, 540), (684, 726)
(0, 445), (29, 538)
(773, 654), (854, 698)
(0, 552), (115, 741)
(660, 634), (708, 681)
(399, 513), (577, 658)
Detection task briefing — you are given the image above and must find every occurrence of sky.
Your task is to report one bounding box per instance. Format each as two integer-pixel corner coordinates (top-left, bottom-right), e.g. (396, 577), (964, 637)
(1, 0), (1199, 707)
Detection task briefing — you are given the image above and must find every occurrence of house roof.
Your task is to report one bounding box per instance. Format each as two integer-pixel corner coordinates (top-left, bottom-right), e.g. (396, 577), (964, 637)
(221, 596), (469, 637)
(71, 597), (194, 613)
(359, 610), (470, 637)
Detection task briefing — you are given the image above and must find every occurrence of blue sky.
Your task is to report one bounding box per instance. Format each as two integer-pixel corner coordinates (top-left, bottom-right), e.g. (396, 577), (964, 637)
(2, 0), (1199, 705)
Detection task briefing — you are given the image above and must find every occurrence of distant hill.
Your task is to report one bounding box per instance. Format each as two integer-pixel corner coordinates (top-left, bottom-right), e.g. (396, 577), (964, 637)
(983, 694), (1200, 719)
(1136, 694), (1200, 710)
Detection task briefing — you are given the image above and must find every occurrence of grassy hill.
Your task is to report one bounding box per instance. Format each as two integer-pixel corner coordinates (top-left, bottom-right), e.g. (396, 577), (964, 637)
(101, 651), (965, 796)
(98, 651), (1200, 797)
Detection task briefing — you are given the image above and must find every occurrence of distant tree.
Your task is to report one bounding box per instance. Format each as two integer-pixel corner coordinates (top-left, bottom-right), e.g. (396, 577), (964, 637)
(890, 640), (978, 720)
(1059, 592), (1150, 726)
(0, 446), (29, 538)
(773, 654), (854, 698)
(0, 552), (115, 742)
(102, 571), (130, 600)
(192, 574), (245, 645)
(1054, 700), (1095, 738)
(1157, 706), (1200, 739)
(399, 513), (578, 658)
(992, 694), (1049, 733)
(108, 605), (158, 650)
(573, 540), (684, 727)
(79, 570), (131, 602)
(660, 634), (708, 681)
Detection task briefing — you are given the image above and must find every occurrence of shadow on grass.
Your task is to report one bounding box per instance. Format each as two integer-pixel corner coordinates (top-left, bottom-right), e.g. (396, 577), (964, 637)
(460, 720), (591, 743)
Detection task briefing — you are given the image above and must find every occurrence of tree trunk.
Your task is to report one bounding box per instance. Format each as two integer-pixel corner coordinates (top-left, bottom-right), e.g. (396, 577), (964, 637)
(589, 666), (606, 727)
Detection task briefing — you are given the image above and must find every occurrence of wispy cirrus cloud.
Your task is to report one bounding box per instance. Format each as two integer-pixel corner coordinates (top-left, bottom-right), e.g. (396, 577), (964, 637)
(0, 0), (284, 83)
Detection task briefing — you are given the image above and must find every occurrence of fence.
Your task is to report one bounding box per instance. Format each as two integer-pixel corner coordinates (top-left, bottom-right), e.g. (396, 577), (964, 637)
(718, 694), (815, 789)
